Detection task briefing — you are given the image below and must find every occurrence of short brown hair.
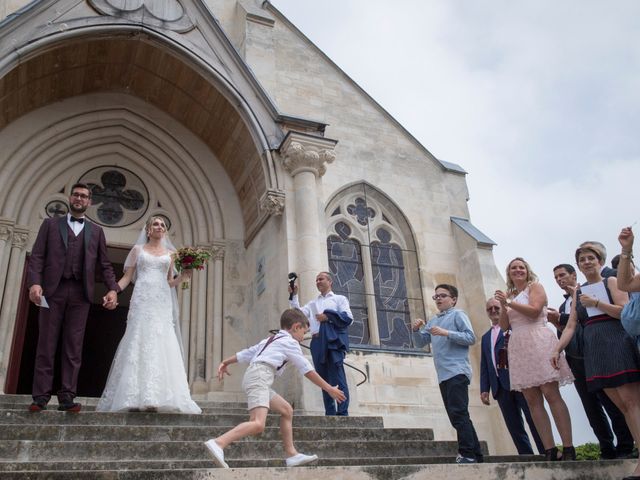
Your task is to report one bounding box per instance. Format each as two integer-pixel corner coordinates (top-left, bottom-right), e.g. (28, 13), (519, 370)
(71, 183), (91, 198)
(280, 308), (309, 330)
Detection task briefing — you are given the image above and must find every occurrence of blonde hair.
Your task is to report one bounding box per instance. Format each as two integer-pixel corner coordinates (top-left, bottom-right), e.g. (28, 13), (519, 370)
(145, 215), (167, 241)
(505, 257), (538, 295)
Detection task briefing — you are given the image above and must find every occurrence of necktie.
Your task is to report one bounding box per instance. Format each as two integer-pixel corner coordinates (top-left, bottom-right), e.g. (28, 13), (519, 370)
(70, 217), (84, 224)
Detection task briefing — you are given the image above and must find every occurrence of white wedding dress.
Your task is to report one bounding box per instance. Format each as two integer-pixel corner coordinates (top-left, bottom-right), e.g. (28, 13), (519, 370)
(96, 248), (201, 414)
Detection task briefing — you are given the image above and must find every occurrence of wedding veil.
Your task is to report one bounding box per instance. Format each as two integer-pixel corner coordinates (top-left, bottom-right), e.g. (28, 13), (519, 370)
(123, 224), (187, 366)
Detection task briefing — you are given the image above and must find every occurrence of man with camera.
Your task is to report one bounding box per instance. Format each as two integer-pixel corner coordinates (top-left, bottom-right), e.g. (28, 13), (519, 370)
(289, 271), (353, 416)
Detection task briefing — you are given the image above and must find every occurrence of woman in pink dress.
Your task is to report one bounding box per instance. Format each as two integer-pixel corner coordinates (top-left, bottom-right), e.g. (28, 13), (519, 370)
(495, 258), (574, 461)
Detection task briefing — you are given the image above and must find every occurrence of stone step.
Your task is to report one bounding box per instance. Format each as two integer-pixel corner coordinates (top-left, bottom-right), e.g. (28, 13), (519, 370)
(0, 439), (474, 462)
(0, 410), (384, 428)
(0, 403), (250, 414)
(0, 461), (635, 480)
(0, 394), (248, 409)
(0, 424), (434, 442)
(0, 455), (544, 471)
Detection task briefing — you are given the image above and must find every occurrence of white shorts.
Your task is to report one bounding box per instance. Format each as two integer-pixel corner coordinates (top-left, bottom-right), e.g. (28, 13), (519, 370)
(242, 362), (276, 410)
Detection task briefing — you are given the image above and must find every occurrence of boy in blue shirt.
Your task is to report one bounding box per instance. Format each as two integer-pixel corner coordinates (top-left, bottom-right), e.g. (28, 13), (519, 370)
(413, 284), (482, 463)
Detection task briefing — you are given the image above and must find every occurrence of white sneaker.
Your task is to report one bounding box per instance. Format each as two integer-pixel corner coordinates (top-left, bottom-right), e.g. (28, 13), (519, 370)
(204, 439), (229, 468)
(285, 453), (318, 467)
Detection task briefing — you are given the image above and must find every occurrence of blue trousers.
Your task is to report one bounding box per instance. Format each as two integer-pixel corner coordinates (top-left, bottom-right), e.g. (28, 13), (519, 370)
(310, 337), (349, 415)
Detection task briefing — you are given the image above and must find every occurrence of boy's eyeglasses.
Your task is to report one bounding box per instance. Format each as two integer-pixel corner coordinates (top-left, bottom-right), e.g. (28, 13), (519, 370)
(432, 294), (451, 300)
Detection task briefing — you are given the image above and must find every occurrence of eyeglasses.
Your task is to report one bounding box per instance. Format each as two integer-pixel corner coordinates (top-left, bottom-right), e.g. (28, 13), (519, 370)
(432, 294), (451, 300)
(71, 192), (90, 200)
(486, 306), (500, 312)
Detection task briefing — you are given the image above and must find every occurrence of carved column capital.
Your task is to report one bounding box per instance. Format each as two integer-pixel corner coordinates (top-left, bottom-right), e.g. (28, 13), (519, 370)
(280, 132), (337, 178)
(211, 244), (225, 261)
(11, 231), (29, 249)
(260, 189), (285, 216)
(0, 225), (12, 242)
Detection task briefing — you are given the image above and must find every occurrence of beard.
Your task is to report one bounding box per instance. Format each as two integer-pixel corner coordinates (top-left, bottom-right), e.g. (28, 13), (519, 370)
(69, 203), (88, 215)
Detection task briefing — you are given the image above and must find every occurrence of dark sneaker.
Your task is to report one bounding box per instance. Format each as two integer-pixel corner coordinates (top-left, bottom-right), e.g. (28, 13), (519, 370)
(455, 454), (477, 464)
(29, 401), (47, 412)
(57, 402), (81, 413)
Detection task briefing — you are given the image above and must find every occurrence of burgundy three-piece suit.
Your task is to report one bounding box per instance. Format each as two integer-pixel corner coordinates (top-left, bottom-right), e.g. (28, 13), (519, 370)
(27, 216), (119, 403)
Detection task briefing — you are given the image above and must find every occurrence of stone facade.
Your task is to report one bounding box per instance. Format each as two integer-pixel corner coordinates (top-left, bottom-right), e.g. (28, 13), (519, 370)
(0, 0), (515, 453)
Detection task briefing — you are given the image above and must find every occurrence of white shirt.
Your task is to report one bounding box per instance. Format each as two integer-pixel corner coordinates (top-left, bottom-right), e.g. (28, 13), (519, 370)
(289, 291), (353, 334)
(67, 213), (85, 236)
(236, 330), (314, 377)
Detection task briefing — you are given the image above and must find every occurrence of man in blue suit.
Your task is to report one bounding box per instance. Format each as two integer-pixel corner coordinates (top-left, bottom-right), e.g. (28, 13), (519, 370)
(480, 298), (544, 454)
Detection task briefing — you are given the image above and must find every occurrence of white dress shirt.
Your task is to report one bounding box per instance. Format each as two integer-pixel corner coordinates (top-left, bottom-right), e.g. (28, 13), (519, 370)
(236, 330), (314, 377)
(67, 213), (85, 236)
(289, 291), (353, 335)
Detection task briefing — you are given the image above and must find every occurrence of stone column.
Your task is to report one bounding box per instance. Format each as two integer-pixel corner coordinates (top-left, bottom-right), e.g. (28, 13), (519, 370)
(280, 132), (337, 302)
(0, 219), (14, 311)
(208, 244), (225, 390)
(0, 226), (29, 390)
(191, 244), (209, 394)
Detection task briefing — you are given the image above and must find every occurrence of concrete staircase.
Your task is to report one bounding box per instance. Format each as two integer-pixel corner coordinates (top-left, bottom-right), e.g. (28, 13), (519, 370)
(0, 394), (634, 479)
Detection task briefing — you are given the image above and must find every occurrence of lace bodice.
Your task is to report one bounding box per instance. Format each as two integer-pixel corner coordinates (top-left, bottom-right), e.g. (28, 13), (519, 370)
(96, 247), (200, 414)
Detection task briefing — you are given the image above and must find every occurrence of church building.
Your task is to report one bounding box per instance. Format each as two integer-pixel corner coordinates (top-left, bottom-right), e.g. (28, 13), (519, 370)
(0, 0), (512, 453)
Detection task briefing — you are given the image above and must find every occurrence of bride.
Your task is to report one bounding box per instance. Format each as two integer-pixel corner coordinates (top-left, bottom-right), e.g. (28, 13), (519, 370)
(96, 216), (201, 414)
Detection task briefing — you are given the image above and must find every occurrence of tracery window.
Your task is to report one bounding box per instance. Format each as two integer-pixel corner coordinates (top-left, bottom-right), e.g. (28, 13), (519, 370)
(326, 184), (425, 350)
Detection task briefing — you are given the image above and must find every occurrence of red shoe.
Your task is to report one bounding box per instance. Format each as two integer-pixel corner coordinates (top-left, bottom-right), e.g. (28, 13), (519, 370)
(29, 401), (47, 412)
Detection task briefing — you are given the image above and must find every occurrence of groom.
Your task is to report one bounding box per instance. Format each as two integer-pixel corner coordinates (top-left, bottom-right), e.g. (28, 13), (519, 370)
(27, 183), (120, 412)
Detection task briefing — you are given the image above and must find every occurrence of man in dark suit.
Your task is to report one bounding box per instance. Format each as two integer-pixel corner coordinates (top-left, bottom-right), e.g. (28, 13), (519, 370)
(27, 183), (120, 412)
(480, 298), (544, 454)
(547, 264), (634, 459)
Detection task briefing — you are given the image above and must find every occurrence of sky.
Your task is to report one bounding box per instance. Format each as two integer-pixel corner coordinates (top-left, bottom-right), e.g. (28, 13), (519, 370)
(271, 0), (640, 446)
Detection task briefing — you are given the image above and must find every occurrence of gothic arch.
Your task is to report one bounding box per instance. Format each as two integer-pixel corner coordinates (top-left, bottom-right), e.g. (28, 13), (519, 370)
(0, 25), (283, 243)
(325, 182), (426, 350)
(0, 93), (240, 392)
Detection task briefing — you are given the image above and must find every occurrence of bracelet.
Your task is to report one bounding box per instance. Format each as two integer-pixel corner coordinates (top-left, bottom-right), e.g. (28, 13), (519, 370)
(595, 300), (600, 308)
(621, 250), (634, 259)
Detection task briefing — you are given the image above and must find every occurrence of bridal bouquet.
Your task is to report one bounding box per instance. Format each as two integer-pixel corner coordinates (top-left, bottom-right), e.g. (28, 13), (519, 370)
(174, 247), (212, 289)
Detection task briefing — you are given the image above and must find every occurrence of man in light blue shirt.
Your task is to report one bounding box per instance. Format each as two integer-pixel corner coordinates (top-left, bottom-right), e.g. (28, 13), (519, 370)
(413, 284), (482, 464)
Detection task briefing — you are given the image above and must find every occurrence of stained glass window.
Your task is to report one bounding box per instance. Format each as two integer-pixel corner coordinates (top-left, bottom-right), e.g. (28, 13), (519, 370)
(327, 222), (369, 346)
(326, 184), (425, 351)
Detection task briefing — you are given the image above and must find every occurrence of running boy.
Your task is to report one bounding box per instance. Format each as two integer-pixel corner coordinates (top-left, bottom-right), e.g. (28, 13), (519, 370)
(204, 308), (346, 468)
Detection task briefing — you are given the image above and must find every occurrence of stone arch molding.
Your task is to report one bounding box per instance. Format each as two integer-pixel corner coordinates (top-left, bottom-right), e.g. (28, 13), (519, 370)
(0, 0), (297, 243)
(89, 0), (195, 32)
(0, 93), (239, 390)
(0, 93), (242, 245)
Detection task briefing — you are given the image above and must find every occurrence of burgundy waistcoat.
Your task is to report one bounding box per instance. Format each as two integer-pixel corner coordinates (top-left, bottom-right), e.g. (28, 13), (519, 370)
(62, 226), (85, 280)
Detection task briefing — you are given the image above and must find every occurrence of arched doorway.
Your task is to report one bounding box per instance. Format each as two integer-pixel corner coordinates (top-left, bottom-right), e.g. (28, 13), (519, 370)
(0, 6), (299, 397)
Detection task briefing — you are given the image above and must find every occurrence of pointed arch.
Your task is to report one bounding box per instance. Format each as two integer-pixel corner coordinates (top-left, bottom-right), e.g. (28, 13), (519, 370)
(325, 183), (426, 350)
